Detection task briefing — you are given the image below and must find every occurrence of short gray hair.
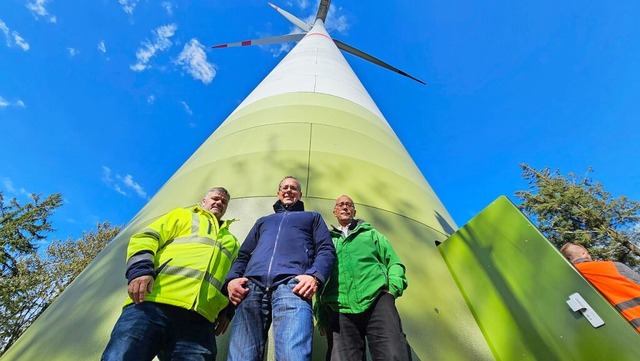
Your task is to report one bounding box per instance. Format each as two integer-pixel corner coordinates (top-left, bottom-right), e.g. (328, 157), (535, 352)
(278, 176), (302, 192)
(204, 187), (230, 200)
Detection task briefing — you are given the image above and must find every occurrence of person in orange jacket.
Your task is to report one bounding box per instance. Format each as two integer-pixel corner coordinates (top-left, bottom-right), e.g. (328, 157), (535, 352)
(561, 242), (640, 332)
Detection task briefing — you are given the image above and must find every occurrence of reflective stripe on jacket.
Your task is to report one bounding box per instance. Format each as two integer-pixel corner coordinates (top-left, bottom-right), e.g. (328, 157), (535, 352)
(125, 205), (239, 322)
(576, 260), (640, 332)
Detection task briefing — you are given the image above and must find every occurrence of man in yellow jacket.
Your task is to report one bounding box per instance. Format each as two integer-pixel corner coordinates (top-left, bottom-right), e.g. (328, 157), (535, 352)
(102, 187), (240, 361)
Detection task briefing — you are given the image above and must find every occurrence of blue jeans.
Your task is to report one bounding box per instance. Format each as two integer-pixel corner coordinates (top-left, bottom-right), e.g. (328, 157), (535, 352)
(101, 302), (217, 361)
(227, 278), (313, 361)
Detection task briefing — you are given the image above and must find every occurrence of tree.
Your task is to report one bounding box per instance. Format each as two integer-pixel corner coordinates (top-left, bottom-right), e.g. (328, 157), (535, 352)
(0, 192), (62, 276)
(515, 164), (640, 271)
(0, 191), (121, 355)
(45, 222), (121, 296)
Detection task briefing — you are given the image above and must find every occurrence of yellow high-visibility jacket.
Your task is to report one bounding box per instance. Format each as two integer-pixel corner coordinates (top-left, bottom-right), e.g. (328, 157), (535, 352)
(125, 205), (239, 322)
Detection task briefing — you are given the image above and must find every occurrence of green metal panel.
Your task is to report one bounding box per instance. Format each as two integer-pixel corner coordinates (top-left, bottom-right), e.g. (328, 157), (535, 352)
(438, 196), (640, 361)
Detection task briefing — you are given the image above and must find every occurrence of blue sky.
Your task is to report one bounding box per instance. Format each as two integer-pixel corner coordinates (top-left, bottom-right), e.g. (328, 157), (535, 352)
(1, 0), (639, 244)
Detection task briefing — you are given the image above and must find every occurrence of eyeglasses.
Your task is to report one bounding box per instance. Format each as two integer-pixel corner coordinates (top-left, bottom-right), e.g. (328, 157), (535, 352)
(335, 202), (354, 208)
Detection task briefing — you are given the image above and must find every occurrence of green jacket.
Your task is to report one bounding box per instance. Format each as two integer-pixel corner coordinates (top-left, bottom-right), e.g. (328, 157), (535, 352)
(125, 205), (239, 322)
(316, 219), (407, 329)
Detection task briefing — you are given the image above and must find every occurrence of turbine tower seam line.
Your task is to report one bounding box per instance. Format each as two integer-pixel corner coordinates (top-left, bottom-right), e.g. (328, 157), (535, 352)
(306, 123), (313, 196)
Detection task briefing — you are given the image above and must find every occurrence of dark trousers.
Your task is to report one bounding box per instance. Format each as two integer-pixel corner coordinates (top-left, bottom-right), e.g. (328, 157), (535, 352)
(326, 292), (410, 361)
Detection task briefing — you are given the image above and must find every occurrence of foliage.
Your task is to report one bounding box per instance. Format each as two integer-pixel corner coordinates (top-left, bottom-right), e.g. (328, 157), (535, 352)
(0, 192), (62, 276)
(516, 164), (640, 270)
(45, 222), (121, 296)
(0, 208), (121, 355)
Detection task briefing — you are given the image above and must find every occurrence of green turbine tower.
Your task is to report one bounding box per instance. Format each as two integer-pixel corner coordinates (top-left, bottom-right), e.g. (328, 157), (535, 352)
(2, 2), (489, 359)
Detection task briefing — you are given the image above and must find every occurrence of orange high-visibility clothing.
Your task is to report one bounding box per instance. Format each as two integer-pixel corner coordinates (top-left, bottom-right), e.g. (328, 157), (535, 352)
(576, 261), (640, 332)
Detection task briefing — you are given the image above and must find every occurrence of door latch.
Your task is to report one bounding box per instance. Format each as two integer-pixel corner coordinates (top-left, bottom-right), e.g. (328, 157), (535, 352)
(567, 292), (605, 328)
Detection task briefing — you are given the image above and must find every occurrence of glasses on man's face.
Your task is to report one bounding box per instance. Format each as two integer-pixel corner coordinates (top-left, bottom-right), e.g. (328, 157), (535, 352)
(335, 202), (354, 209)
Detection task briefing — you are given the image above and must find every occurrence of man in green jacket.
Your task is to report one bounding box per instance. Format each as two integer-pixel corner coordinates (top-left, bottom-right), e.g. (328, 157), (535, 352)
(102, 187), (239, 361)
(316, 195), (410, 361)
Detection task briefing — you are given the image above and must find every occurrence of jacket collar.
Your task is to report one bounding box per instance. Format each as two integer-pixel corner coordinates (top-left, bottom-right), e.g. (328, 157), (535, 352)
(573, 257), (591, 264)
(192, 204), (235, 228)
(273, 199), (305, 213)
(331, 219), (367, 235)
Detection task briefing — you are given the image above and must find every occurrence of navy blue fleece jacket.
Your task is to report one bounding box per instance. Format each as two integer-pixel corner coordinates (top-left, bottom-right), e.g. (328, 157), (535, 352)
(225, 200), (336, 290)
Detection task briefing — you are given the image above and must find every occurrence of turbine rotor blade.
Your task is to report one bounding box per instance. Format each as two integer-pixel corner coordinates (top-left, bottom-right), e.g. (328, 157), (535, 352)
(315, 0), (332, 22)
(334, 39), (426, 85)
(268, 2), (311, 32)
(212, 33), (305, 48)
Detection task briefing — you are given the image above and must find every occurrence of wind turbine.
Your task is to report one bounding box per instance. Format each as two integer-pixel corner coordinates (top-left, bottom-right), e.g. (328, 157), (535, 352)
(5, 2), (637, 361)
(2, 2), (489, 359)
(213, 2), (426, 85)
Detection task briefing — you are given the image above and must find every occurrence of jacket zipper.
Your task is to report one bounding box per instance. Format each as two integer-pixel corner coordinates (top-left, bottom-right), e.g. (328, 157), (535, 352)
(265, 211), (288, 291)
(191, 213), (220, 311)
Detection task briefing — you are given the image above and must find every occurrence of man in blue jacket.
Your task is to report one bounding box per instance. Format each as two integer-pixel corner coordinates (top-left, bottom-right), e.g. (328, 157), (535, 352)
(225, 176), (336, 361)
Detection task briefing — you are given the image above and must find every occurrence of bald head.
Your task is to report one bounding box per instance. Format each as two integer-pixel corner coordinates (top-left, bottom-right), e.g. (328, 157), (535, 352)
(560, 243), (592, 263)
(334, 195), (356, 227)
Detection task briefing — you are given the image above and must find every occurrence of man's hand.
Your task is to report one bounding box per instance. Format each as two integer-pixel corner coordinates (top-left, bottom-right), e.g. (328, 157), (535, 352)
(227, 277), (249, 306)
(292, 275), (318, 299)
(214, 314), (231, 336)
(128, 275), (154, 304)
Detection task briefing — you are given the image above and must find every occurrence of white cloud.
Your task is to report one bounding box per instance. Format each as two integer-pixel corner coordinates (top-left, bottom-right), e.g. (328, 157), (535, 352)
(174, 38), (216, 84)
(114, 184), (126, 195)
(118, 174), (147, 199)
(0, 21), (9, 46)
(130, 23), (177, 72)
(147, 95), (155, 104)
(101, 166), (114, 183)
(13, 32), (30, 51)
(102, 166), (148, 199)
(67, 47), (79, 56)
(161, 1), (173, 16)
(26, 0), (57, 23)
(101, 166), (125, 195)
(119, 0), (140, 15)
(1, 20), (30, 51)
(0, 96), (24, 109)
(2, 177), (15, 193)
(180, 100), (193, 116)
(299, 2), (349, 34)
(297, 0), (310, 9)
(98, 41), (106, 53)
(1, 177), (31, 198)
(270, 42), (294, 58)
(325, 5), (350, 34)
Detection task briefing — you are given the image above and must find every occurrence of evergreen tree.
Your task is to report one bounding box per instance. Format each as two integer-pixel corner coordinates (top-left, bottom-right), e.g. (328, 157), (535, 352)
(0, 190), (121, 355)
(516, 164), (640, 271)
(0, 192), (62, 276)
